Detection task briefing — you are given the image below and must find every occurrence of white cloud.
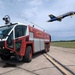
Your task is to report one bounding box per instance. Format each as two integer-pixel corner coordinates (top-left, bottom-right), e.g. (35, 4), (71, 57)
(22, 7), (38, 18)
(0, 0), (5, 9)
(28, 0), (43, 6)
(0, 0), (75, 41)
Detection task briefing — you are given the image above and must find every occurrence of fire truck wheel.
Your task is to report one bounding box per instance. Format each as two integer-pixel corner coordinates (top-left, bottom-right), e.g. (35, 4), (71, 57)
(23, 46), (32, 62)
(15, 55), (23, 61)
(44, 44), (49, 53)
(0, 55), (10, 60)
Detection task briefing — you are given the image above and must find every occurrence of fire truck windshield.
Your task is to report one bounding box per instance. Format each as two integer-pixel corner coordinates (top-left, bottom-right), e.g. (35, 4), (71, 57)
(0, 26), (13, 39)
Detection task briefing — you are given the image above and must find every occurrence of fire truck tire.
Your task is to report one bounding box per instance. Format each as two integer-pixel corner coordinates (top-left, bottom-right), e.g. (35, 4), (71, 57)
(0, 55), (10, 60)
(23, 46), (32, 62)
(44, 44), (49, 53)
(15, 55), (23, 61)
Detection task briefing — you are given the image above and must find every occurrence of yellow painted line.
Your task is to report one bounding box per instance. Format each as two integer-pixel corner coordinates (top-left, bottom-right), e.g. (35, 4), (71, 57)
(44, 54), (72, 75)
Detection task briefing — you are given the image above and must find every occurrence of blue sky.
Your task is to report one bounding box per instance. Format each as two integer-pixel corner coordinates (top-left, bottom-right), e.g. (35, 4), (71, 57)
(0, 0), (75, 41)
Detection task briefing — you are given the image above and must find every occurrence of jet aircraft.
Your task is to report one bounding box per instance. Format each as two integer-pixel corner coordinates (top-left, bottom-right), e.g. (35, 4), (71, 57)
(47, 11), (75, 22)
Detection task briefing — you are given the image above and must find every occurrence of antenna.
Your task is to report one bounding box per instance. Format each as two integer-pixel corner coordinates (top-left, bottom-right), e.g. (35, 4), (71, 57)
(3, 15), (11, 25)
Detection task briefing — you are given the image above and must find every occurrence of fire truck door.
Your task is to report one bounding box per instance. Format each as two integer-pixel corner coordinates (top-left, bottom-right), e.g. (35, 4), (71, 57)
(7, 29), (22, 53)
(14, 25), (23, 53)
(14, 25), (27, 53)
(7, 31), (14, 49)
(7, 25), (27, 53)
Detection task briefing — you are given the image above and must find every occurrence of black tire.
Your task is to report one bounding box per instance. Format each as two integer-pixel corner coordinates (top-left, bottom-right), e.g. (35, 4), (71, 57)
(44, 44), (49, 53)
(23, 46), (32, 62)
(15, 54), (23, 61)
(44, 48), (48, 53)
(0, 55), (11, 60)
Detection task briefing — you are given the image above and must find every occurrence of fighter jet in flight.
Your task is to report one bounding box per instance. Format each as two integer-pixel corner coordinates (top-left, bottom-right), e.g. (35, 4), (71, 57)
(47, 11), (75, 22)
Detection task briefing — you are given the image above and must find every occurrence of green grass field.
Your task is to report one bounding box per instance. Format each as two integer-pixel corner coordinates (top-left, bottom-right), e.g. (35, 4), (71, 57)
(51, 41), (75, 48)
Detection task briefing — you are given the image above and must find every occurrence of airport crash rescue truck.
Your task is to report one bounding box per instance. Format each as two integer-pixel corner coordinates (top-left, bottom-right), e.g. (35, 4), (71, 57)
(0, 23), (51, 62)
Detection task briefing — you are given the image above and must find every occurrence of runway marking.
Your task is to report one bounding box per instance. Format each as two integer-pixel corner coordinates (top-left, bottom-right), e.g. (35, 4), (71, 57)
(44, 53), (74, 75)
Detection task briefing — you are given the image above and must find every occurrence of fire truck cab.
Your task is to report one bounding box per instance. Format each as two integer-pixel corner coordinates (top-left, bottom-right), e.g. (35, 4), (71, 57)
(0, 16), (51, 62)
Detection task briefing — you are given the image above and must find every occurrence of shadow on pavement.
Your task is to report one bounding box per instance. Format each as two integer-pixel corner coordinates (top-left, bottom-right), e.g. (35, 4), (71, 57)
(0, 51), (44, 68)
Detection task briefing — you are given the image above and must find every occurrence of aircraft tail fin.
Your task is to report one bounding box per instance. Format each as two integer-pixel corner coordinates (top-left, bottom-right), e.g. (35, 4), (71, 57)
(49, 14), (57, 19)
(47, 14), (62, 22)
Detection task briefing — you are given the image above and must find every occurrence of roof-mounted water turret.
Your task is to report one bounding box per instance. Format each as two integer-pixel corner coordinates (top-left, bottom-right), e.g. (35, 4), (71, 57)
(3, 15), (11, 25)
(2, 15), (18, 26)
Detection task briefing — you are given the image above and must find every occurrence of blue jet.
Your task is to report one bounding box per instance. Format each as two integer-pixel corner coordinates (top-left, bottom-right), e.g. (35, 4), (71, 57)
(47, 11), (75, 22)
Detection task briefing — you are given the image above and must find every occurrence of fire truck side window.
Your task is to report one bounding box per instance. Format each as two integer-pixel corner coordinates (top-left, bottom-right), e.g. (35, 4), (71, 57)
(15, 25), (27, 38)
(7, 31), (14, 48)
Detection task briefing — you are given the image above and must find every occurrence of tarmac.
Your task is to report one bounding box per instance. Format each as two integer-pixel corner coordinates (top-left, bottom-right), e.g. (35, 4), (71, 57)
(0, 46), (75, 75)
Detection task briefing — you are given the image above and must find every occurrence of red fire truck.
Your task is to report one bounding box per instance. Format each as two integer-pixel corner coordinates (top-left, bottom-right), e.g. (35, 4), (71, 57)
(0, 16), (51, 62)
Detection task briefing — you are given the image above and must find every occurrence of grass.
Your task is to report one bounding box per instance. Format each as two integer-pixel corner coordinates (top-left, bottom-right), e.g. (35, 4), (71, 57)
(51, 41), (75, 48)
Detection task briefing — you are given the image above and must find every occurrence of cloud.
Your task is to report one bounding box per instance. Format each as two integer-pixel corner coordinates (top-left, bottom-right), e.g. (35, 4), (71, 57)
(21, 7), (38, 18)
(51, 31), (75, 41)
(0, 0), (5, 9)
(0, 0), (75, 41)
(28, 0), (43, 6)
(18, 0), (75, 41)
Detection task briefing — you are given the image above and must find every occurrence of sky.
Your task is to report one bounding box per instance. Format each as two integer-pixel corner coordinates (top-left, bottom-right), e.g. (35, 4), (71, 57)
(0, 0), (75, 41)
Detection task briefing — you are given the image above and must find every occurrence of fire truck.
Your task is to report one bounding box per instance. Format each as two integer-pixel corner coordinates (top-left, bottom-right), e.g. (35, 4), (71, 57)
(0, 15), (51, 62)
